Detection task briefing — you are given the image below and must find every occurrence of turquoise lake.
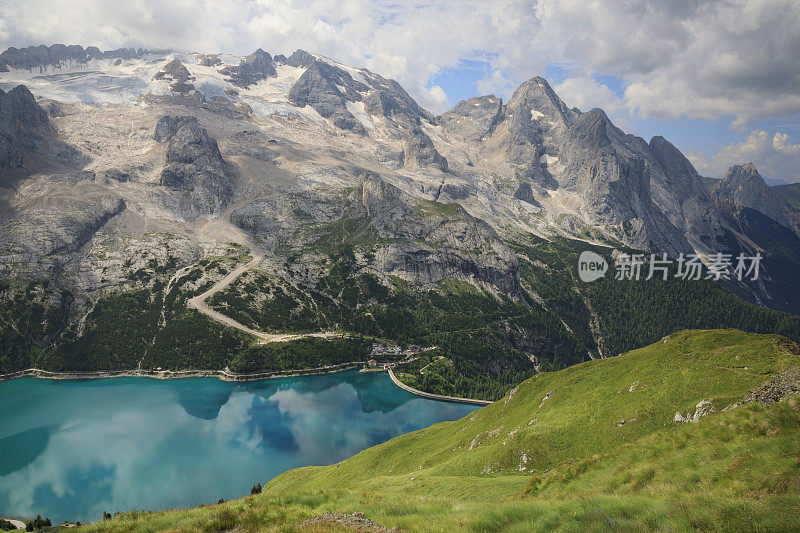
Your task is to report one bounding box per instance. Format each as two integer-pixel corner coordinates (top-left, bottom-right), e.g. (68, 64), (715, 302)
(0, 371), (478, 524)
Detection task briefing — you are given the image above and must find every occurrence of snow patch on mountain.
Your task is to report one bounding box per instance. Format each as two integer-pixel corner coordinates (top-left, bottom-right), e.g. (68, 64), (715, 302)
(345, 101), (375, 132)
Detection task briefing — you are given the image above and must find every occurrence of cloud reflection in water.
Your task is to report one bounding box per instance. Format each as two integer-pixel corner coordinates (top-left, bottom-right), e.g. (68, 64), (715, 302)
(0, 371), (477, 523)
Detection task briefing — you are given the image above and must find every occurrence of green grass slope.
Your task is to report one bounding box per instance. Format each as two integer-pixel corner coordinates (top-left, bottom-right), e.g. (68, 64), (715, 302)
(79, 329), (800, 532)
(774, 182), (800, 210)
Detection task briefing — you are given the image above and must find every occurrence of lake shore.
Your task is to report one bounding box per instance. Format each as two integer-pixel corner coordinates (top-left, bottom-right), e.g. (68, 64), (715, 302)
(387, 367), (493, 406)
(0, 362), (366, 383)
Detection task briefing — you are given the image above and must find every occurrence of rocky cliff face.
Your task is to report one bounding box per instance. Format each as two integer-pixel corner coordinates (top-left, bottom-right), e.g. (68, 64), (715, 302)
(354, 173), (519, 295)
(443, 76), (726, 255)
(285, 55), (448, 171)
(155, 116), (234, 219)
(0, 84), (49, 169)
(0, 44), (149, 72)
(0, 45), (793, 323)
(219, 49), (277, 88)
(713, 162), (800, 238)
(288, 59), (370, 134)
(440, 95), (504, 143)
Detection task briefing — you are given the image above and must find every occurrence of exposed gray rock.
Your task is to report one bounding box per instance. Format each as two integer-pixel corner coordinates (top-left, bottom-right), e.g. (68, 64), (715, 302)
(477, 75), (724, 255)
(403, 126), (447, 172)
(219, 49), (276, 88)
(1, 179), (126, 265)
(513, 182), (542, 208)
(440, 183), (471, 201)
(0, 44), (148, 72)
(153, 59), (196, 93)
(288, 59), (368, 135)
(0, 84), (49, 169)
(713, 162), (800, 237)
(299, 512), (395, 532)
(648, 136), (725, 250)
(282, 49), (315, 68)
(740, 365), (800, 405)
(502, 77), (570, 188)
(355, 174), (519, 295)
(196, 53), (221, 67)
(102, 168), (129, 183)
(362, 70), (436, 127)
(673, 399), (714, 423)
(440, 95), (504, 142)
(156, 116), (233, 218)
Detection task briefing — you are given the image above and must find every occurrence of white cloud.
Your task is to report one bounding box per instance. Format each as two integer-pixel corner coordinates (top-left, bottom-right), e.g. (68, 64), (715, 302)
(687, 130), (800, 182)
(536, 0), (800, 127)
(476, 69), (519, 100)
(419, 85), (448, 113)
(553, 75), (625, 115)
(0, 0), (797, 123)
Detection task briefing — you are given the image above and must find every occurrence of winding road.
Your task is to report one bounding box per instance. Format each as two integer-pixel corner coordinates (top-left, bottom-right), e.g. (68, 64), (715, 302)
(186, 252), (340, 344)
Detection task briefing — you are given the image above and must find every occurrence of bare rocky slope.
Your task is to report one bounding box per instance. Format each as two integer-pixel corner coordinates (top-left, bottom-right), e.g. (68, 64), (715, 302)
(1, 44), (799, 386)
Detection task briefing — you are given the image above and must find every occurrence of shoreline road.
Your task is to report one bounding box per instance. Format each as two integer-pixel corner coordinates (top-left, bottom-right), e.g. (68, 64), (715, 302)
(2, 518), (25, 530)
(186, 253), (341, 344)
(387, 368), (493, 406)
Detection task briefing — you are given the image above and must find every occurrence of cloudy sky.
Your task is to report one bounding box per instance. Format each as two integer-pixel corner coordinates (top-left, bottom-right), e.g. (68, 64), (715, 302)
(2, 0), (799, 182)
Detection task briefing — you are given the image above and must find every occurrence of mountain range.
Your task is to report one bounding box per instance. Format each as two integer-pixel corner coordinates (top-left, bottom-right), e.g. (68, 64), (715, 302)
(1, 44), (800, 395)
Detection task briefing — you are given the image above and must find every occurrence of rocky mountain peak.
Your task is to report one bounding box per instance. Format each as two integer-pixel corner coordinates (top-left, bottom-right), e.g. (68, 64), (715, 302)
(501, 77), (574, 187)
(714, 162), (800, 236)
(219, 48), (277, 88)
(508, 76), (573, 126)
(724, 162), (763, 185)
(1, 84), (48, 126)
(0, 84), (49, 169)
(0, 44), (149, 72)
(282, 49), (316, 68)
(649, 136), (710, 194)
(439, 95), (504, 142)
(288, 59), (369, 135)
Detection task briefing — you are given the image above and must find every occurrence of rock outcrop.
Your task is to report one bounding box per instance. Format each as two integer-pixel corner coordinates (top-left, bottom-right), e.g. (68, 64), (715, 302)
(280, 49), (316, 68)
(196, 53), (221, 67)
(0, 44), (148, 72)
(513, 182), (543, 207)
(0, 84), (49, 169)
(299, 512), (394, 533)
(155, 116), (233, 218)
(288, 59), (369, 135)
(403, 126), (448, 172)
(713, 162), (800, 238)
(440, 95), (504, 142)
(673, 399), (715, 423)
(741, 365), (800, 405)
(153, 59), (196, 93)
(218, 49), (276, 88)
(355, 174), (519, 295)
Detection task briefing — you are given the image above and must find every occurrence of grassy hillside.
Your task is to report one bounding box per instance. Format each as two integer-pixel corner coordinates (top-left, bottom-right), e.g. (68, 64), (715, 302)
(774, 182), (800, 210)
(78, 329), (800, 532)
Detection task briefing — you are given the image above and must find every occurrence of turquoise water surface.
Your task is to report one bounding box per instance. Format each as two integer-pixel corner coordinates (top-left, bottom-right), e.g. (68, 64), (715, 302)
(0, 370), (478, 523)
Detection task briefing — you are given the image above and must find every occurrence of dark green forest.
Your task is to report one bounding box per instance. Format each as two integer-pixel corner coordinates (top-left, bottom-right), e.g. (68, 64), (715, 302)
(2, 236), (800, 401)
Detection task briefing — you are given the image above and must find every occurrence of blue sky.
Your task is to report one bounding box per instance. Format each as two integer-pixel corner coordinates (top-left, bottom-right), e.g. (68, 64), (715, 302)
(1, 0), (798, 182)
